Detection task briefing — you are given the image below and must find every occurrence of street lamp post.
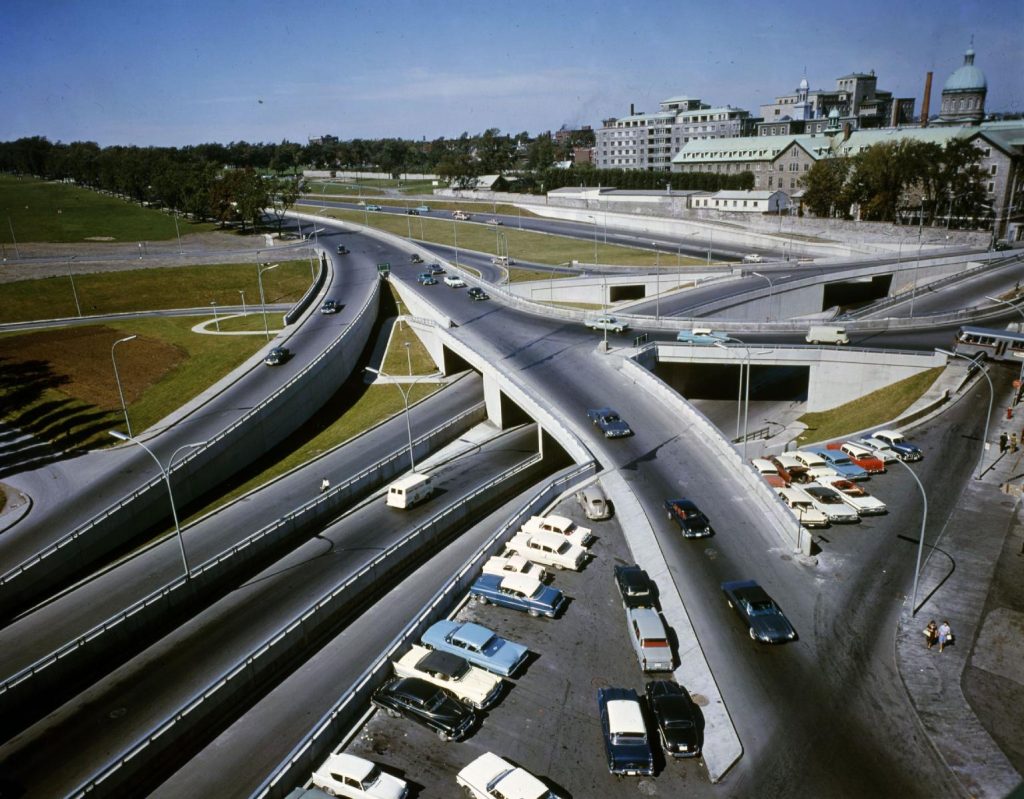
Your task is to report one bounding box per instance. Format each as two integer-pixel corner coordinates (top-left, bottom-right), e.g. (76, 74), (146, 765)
(404, 341), (413, 377)
(588, 215), (608, 349)
(985, 295), (1024, 384)
(707, 228), (714, 266)
(898, 458), (929, 617)
(66, 256), (82, 317)
(910, 243), (924, 318)
(173, 212), (183, 254)
(257, 262), (280, 341)
(453, 219), (460, 268)
(210, 301), (220, 332)
(714, 340), (745, 447)
(111, 335), (138, 436)
(937, 348), (993, 479)
(652, 242), (661, 320)
(751, 271), (775, 321)
(238, 290), (247, 316)
(108, 431), (206, 578)
(364, 367), (439, 472)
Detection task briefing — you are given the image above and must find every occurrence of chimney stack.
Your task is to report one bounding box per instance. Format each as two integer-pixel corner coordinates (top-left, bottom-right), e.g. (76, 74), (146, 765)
(630, 103), (635, 116)
(921, 72), (933, 127)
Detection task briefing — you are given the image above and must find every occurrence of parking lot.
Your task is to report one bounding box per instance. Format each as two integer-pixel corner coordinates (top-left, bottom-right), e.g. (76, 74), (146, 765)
(343, 493), (709, 797)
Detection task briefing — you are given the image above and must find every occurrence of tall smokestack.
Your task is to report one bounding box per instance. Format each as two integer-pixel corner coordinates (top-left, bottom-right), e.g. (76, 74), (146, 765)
(630, 103), (635, 116)
(920, 72), (933, 127)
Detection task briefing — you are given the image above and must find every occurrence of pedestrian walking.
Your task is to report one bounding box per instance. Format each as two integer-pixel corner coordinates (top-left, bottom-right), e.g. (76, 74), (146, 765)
(320, 477), (331, 493)
(923, 620), (939, 650)
(938, 620), (954, 652)
(1000, 432), (1009, 453)
(1012, 433), (1019, 453)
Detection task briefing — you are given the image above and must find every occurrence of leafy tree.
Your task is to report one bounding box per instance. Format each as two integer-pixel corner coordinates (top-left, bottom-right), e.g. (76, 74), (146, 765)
(800, 158), (852, 218)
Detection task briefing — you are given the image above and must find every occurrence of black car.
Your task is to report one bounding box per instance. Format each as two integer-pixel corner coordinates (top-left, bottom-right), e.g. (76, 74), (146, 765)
(407, 208), (420, 215)
(336, 244), (349, 255)
(613, 564), (656, 609)
(410, 253), (423, 263)
(721, 580), (798, 643)
(644, 680), (702, 758)
(664, 498), (712, 538)
(263, 346), (291, 366)
(467, 287), (490, 301)
(586, 407), (632, 438)
(372, 677), (478, 741)
(428, 263), (445, 275)
(319, 299), (343, 314)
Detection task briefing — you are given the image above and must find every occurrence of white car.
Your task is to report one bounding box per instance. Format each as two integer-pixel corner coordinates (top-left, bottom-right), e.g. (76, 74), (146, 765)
(505, 530), (587, 571)
(312, 753), (408, 799)
(584, 315), (629, 334)
(791, 451), (841, 481)
(483, 553), (547, 583)
(392, 644), (503, 709)
(456, 752), (557, 799)
(444, 275), (466, 287)
(776, 487), (830, 528)
(816, 476), (888, 515)
(856, 436), (901, 464)
(801, 484), (861, 523)
(520, 514), (593, 546)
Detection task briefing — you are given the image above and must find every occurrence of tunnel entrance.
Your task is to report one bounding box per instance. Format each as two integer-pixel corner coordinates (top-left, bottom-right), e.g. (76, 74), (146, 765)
(609, 284), (646, 302)
(822, 274), (893, 311)
(654, 362), (809, 402)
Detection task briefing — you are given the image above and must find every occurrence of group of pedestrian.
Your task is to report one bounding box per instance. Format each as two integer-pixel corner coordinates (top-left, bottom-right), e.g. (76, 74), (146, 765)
(998, 431), (1020, 454)
(923, 620), (955, 652)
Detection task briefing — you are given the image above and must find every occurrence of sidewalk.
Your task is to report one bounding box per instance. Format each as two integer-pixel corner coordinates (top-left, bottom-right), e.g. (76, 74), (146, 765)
(895, 377), (1024, 799)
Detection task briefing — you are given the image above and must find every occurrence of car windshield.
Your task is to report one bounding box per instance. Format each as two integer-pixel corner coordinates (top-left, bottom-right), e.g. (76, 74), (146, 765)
(615, 732), (647, 742)
(604, 414), (621, 423)
(748, 600), (777, 616)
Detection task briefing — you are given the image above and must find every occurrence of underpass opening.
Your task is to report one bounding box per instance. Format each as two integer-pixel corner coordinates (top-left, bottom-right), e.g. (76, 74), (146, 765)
(440, 344), (473, 376)
(654, 362), (810, 402)
(822, 274), (892, 311)
(609, 284), (645, 302)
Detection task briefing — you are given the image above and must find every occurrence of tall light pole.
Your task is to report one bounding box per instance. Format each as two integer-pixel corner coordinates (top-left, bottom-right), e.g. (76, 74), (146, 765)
(111, 335), (137, 436)
(937, 348), (993, 479)
(985, 295), (1024, 383)
(652, 242), (661, 320)
(899, 458), (929, 617)
(257, 262), (279, 341)
(453, 219), (460, 268)
(238, 290), (247, 316)
(173, 212), (183, 254)
(707, 228), (714, 266)
(587, 215), (607, 348)
(108, 431), (206, 578)
(404, 341), (412, 376)
(751, 271), (775, 321)
(364, 367), (439, 472)
(714, 340), (745, 446)
(66, 256), (82, 317)
(910, 242), (924, 318)
(210, 301), (220, 332)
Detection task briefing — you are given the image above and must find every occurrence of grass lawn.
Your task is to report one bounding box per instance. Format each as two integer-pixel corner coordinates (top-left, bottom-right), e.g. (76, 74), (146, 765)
(382, 318), (437, 375)
(795, 367), (944, 445)
(508, 267), (574, 282)
(0, 260), (311, 324)
(0, 317), (264, 451)
(538, 300), (604, 310)
(307, 178), (438, 196)
(299, 202), (695, 268)
(0, 175), (214, 243)
(211, 313), (286, 333)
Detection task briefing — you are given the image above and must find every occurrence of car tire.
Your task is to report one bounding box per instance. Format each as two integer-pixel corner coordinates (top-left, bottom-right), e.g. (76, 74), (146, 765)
(554, 563), (564, 570)
(726, 599), (734, 608)
(528, 608), (540, 617)
(749, 627), (757, 640)
(477, 594), (488, 605)
(386, 708), (400, 718)
(436, 728), (450, 741)
(615, 327), (623, 333)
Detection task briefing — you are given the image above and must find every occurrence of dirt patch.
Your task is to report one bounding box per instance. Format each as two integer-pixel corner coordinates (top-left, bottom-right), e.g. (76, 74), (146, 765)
(85, 236), (116, 241)
(0, 325), (185, 410)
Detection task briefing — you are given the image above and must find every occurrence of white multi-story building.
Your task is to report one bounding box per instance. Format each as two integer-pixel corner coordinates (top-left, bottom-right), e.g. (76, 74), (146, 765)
(595, 96), (752, 171)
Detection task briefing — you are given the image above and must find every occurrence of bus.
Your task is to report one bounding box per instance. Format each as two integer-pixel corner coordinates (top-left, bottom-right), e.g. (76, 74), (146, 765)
(953, 325), (1024, 363)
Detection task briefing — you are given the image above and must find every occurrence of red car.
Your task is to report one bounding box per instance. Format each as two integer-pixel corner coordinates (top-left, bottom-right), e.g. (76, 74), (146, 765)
(751, 458), (787, 488)
(828, 441), (886, 474)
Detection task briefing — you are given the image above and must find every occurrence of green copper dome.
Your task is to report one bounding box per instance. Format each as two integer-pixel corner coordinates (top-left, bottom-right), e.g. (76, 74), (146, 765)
(943, 48), (987, 92)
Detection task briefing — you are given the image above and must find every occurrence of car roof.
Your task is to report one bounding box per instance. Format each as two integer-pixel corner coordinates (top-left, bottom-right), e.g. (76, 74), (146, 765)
(321, 752), (374, 781)
(417, 648), (467, 676)
(607, 699), (646, 733)
(667, 497), (697, 509)
(499, 572), (542, 595)
(874, 428), (903, 437)
(627, 606), (666, 634)
(523, 530), (570, 549)
(534, 513), (572, 529)
(450, 622), (494, 648)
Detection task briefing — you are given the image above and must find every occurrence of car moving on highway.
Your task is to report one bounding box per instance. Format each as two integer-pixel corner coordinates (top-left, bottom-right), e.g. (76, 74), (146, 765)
(721, 579), (798, 643)
(597, 687), (654, 776)
(392, 644), (503, 710)
(467, 287), (490, 301)
(372, 677), (478, 741)
(584, 315), (629, 334)
(320, 299), (343, 314)
(676, 327), (730, 345)
(421, 621), (528, 677)
(470, 573), (566, 618)
(263, 346), (291, 366)
(312, 753), (409, 799)
(587, 407), (633, 438)
(664, 498), (713, 538)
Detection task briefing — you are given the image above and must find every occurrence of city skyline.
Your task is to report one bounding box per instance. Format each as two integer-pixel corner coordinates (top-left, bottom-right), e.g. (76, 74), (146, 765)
(2, 0), (1022, 148)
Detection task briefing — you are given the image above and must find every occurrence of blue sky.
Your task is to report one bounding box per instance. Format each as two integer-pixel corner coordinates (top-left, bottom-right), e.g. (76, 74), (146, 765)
(2, 0), (1022, 146)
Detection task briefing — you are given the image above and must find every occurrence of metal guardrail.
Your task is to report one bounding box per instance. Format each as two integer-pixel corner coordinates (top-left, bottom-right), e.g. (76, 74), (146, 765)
(0, 273), (379, 591)
(0, 402), (485, 698)
(68, 448), (547, 798)
(249, 461), (595, 799)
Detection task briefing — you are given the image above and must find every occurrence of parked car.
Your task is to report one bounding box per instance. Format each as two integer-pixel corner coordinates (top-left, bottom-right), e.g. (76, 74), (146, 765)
(311, 753), (409, 799)
(392, 644), (502, 710)
(721, 579), (798, 643)
(790, 450), (841, 481)
(675, 327), (730, 345)
(613, 564), (656, 609)
(482, 553), (547, 583)
(626, 606), (673, 671)
(815, 476), (888, 515)
(597, 687), (654, 776)
(804, 446), (869, 481)
(776, 487), (830, 528)
(520, 514), (593, 546)
(428, 263), (446, 274)
(456, 752), (556, 799)
(467, 287), (490, 301)
(417, 273), (438, 286)
(336, 244), (349, 255)
(802, 484), (861, 523)
(584, 315), (629, 334)
(320, 299), (343, 314)
(832, 441), (887, 474)
(575, 484), (611, 520)
(505, 530), (587, 571)
(365, 204), (383, 211)
(587, 407), (633, 438)
(664, 498), (713, 538)
(769, 454), (812, 484)
(856, 436), (902, 464)
(444, 275), (467, 288)
(751, 457), (788, 488)
(421, 620), (528, 678)
(471, 573), (566, 618)
(263, 346), (291, 366)
(871, 429), (924, 462)
(371, 676), (477, 741)
(644, 680), (702, 758)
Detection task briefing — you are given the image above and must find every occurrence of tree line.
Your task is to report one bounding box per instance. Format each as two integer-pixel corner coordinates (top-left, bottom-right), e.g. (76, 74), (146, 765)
(799, 137), (990, 227)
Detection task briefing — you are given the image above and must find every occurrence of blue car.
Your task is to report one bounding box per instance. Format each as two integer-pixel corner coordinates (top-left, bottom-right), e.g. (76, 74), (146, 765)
(597, 687), (654, 776)
(421, 620), (528, 677)
(470, 573), (565, 618)
(805, 446), (869, 481)
(587, 407), (633, 438)
(675, 327), (730, 345)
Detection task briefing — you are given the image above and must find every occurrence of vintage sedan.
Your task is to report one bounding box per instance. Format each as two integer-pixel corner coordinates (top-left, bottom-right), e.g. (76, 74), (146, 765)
(421, 620), (528, 677)
(467, 287), (490, 301)
(470, 573), (566, 618)
(664, 498), (713, 538)
(675, 327), (730, 345)
(751, 457), (788, 488)
(505, 530), (587, 571)
(263, 346), (291, 366)
(456, 752), (558, 799)
(311, 753), (408, 799)
(392, 644), (502, 709)
(371, 676), (477, 741)
(613, 564), (656, 609)
(805, 446), (869, 481)
(320, 299), (343, 314)
(721, 579), (798, 643)
(856, 436), (902, 464)
(770, 453), (813, 484)
(802, 484), (861, 523)
(597, 687), (654, 776)
(836, 441), (887, 473)
(816, 476), (888, 515)
(644, 680), (702, 758)
(520, 514), (593, 546)
(482, 553), (547, 583)
(586, 407), (633, 438)
(871, 428), (924, 462)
